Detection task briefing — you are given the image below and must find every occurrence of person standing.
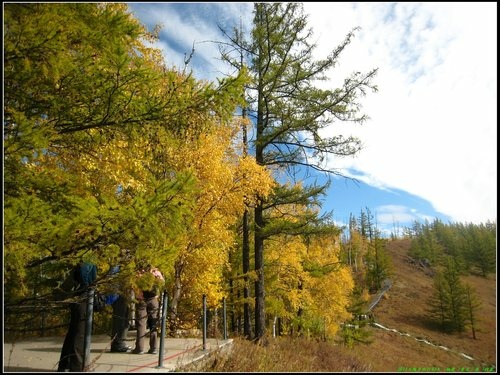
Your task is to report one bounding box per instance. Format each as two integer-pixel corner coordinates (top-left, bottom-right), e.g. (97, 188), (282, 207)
(57, 262), (98, 372)
(110, 293), (131, 352)
(132, 265), (165, 355)
(107, 265), (132, 353)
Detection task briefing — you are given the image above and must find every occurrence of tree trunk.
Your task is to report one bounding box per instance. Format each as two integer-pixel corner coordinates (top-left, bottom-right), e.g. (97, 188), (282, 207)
(242, 208), (252, 338)
(254, 54), (266, 340)
(241, 102), (253, 339)
(297, 279), (303, 335)
(169, 256), (184, 334)
(254, 202), (266, 340)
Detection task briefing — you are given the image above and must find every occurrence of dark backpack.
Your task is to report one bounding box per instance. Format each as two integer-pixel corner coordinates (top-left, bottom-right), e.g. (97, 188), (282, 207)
(54, 263), (94, 300)
(75, 262), (97, 289)
(75, 262), (106, 312)
(54, 262), (105, 312)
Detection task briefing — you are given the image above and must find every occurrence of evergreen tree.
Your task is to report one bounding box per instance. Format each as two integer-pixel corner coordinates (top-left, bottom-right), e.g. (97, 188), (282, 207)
(427, 272), (451, 330)
(427, 260), (471, 333)
(365, 230), (392, 292)
(341, 291), (374, 348)
(359, 209), (370, 240)
(351, 208), (393, 293)
(443, 260), (467, 332)
(221, 2), (377, 340)
(466, 224), (496, 277)
(463, 283), (481, 339)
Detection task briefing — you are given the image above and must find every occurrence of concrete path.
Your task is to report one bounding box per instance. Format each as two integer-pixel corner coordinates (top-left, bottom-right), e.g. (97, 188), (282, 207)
(4, 332), (231, 373)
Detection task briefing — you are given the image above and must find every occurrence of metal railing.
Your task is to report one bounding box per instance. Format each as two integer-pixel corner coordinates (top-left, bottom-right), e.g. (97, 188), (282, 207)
(5, 291), (230, 371)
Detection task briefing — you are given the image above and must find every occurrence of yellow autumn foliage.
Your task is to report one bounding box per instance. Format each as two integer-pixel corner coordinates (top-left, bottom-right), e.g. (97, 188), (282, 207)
(160, 115), (275, 317)
(265, 202), (354, 337)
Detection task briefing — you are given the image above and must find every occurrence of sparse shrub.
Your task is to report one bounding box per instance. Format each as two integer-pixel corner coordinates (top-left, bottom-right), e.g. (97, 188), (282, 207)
(339, 321), (373, 348)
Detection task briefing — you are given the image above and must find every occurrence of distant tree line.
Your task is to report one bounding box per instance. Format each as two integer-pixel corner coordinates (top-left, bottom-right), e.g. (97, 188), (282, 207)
(402, 219), (493, 338)
(405, 219), (496, 277)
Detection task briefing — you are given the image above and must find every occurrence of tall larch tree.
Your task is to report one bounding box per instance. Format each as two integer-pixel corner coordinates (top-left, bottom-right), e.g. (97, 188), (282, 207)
(463, 283), (481, 339)
(244, 3), (377, 339)
(162, 115), (274, 332)
(427, 260), (468, 333)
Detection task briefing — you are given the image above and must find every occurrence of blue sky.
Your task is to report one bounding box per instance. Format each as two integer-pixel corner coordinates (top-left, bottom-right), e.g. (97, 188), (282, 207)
(127, 2), (497, 234)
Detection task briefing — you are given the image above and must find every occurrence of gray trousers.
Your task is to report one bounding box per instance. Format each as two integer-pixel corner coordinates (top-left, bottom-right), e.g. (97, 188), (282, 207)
(111, 295), (129, 348)
(134, 296), (160, 352)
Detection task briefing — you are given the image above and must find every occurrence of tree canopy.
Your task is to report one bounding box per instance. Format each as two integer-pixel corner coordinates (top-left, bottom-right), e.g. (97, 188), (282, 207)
(5, 3), (378, 343)
(4, 3), (262, 309)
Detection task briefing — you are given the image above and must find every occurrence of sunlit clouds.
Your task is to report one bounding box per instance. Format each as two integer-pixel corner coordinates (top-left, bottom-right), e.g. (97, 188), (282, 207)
(129, 2), (496, 226)
(306, 2), (497, 224)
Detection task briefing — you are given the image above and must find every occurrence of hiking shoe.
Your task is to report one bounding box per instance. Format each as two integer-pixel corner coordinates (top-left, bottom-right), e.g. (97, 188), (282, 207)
(148, 349), (157, 354)
(132, 348), (144, 354)
(110, 345), (131, 353)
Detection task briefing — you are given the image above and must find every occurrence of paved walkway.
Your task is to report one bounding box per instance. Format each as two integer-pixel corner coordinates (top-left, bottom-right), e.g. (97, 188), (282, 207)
(4, 332), (232, 373)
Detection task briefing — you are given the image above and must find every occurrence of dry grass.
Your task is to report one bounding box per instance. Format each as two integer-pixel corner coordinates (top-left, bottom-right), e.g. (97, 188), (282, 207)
(190, 336), (371, 372)
(349, 238), (496, 372)
(373, 239), (497, 367)
(189, 239), (496, 372)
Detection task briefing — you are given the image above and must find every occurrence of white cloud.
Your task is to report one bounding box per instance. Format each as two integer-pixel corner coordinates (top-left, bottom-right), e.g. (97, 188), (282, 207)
(130, 3), (253, 80)
(130, 3), (496, 225)
(305, 2), (497, 224)
(374, 205), (436, 227)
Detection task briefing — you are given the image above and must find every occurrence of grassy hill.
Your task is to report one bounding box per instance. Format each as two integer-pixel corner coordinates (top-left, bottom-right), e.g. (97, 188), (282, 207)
(342, 238), (496, 372)
(188, 238), (496, 372)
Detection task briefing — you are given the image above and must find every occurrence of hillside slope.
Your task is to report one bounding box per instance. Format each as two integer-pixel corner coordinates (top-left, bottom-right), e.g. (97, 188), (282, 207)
(350, 238), (496, 371)
(187, 238), (496, 372)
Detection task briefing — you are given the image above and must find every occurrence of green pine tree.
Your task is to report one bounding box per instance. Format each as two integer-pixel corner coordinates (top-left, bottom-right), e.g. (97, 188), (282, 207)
(427, 260), (471, 333)
(463, 283), (481, 339)
(220, 2), (377, 340)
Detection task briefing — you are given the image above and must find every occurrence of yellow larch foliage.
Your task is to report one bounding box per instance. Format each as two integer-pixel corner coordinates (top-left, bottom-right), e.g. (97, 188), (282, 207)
(163, 115), (275, 316)
(77, 134), (148, 192)
(266, 234), (311, 320)
(304, 234), (354, 337)
(264, 201), (354, 338)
